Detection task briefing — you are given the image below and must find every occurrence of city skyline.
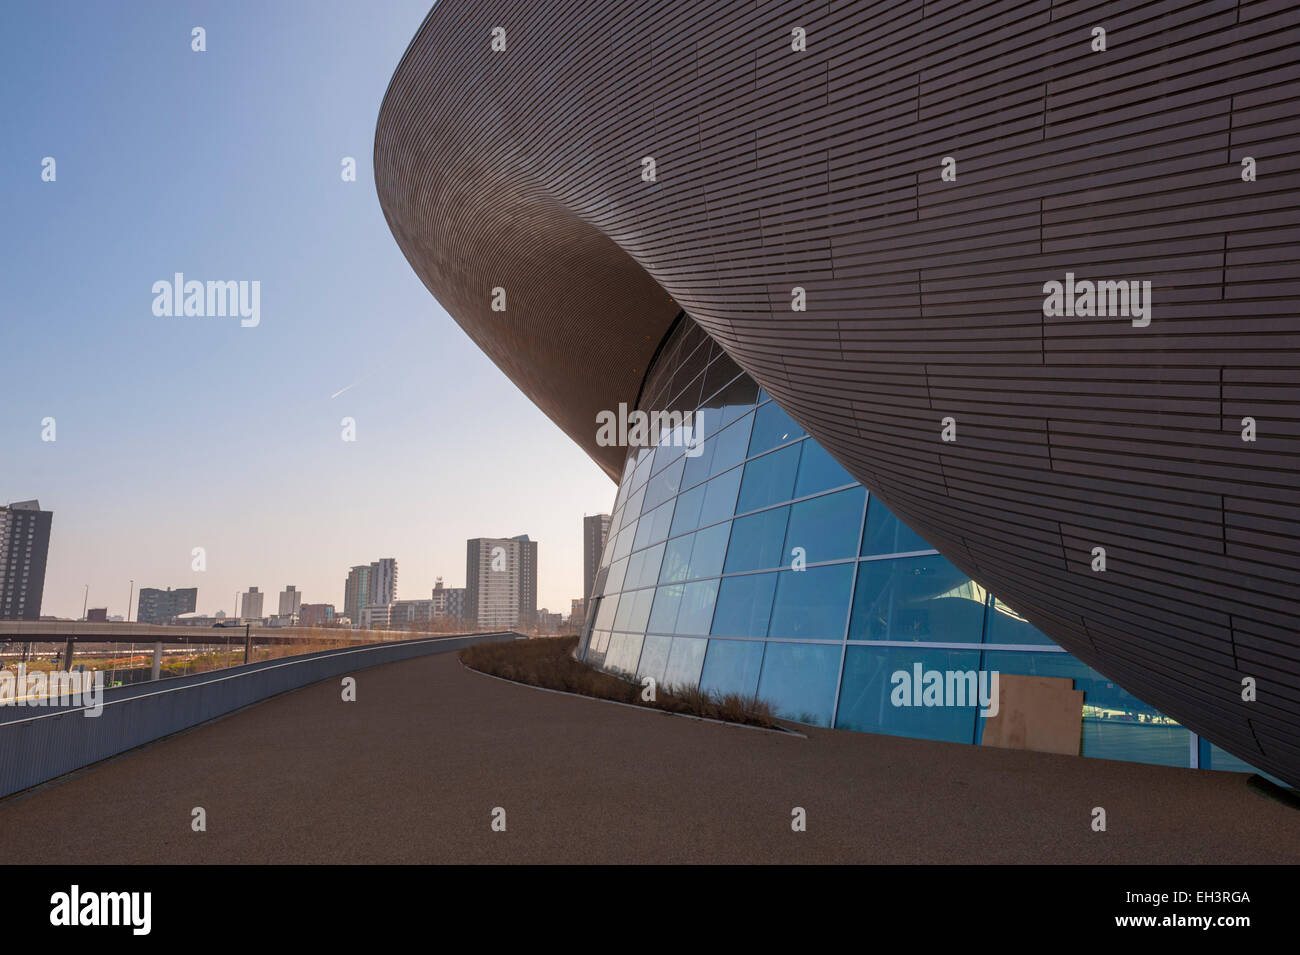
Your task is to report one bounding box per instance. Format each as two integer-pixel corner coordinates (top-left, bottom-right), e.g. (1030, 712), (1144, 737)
(0, 2), (613, 621)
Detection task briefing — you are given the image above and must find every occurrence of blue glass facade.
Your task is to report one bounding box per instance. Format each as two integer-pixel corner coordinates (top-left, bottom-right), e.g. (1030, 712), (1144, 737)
(578, 318), (1267, 777)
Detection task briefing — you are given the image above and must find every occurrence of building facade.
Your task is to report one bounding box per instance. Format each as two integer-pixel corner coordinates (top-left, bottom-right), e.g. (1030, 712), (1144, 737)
(299, 603), (336, 628)
(377, 0), (1300, 787)
(577, 316), (1265, 776)
(359, 604), (392, 630)
(240, 586), (264, 622)
(137, 586), (198, 625)
(583, 514), (611, 602)
(278, 585), (302, 618)
(0, 500), (53, 621)
(466, 536), (537, 630)
(345, 559), (397, 626)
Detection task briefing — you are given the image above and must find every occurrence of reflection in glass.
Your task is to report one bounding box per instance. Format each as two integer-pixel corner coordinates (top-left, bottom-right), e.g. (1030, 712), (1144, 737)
(768, 564), (854, 639)
(711, 572), (778, 638)
(861, 496), (932, 556)
(849, 556), (986, 643)
(700, 639), (765, 699)
(835, 646), (981, 742)
(736, 444), (801, 513)
(756, 642), (840, 727)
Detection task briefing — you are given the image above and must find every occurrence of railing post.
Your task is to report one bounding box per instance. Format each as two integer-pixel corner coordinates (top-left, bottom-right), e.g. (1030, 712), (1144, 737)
(243, 624), (251, 664)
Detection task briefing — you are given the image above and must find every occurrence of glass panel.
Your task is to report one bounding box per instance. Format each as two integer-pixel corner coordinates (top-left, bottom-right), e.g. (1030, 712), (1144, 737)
(783, 487), (866, 564)
(586, 630), (609, 668)
(604, 556), (629, 596)
(685, 522), (730, 579)
(669, 483), (706, 536)
(794, 441), (855, 497)
(621, 488), (645, 528)
(849, 555), (986, 643)
(861, 496), (932, 555)
(710, 410), (754, 477)
(685, 411), (754, 487)
(748, 400), (806, 456)
(593, 594), (619, 631)
(659, 535), (693, 584)
(710, 572), (778, 637)
(699, 639), (765, 699)
(637, 634), (673, 685)
(643, 455), (686, 512)
(632, 499), (675, 550)
(620, 588), (654, 634)
(697, 468), (742, 526)
(985, 596), (1054, 646)
(648, 584), (684, 634)
(612, 521), (637, 561)
(629, 542), (665, 591)
(768, 564), (854, 639)
(663, 637), (707, 692)
(675, 579), (719, 635)
(736, 443), (801, 514)
(835, 646), (982, 742)
(756, 642), (840, 727)
(724, 506), (790, 574)
(612, 589), (639, 632)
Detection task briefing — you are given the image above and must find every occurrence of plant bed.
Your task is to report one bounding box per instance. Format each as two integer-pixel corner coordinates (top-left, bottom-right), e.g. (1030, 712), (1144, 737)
(459, 635), (782, 730)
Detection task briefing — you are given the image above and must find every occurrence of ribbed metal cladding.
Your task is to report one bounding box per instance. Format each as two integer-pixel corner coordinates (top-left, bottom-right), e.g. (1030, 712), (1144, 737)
(375, 0), (1300, 786)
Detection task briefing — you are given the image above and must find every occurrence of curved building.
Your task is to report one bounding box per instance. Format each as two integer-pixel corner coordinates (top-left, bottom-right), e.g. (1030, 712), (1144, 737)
(376, 0), (1300, 786)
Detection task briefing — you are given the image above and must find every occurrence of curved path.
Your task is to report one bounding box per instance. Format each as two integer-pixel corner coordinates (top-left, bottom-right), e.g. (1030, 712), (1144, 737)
(1, 651), (1295, 864)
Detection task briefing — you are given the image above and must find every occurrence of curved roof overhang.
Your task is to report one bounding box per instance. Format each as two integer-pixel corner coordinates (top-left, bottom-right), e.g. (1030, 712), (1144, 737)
(376, 0), (1300, 786)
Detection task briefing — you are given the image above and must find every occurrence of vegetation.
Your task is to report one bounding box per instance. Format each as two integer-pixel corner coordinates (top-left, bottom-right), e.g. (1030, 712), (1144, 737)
(459, 635), (781, 730)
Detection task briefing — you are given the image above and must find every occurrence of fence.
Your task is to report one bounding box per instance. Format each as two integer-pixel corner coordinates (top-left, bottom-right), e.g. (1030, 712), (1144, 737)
(0, 630), (518, 799)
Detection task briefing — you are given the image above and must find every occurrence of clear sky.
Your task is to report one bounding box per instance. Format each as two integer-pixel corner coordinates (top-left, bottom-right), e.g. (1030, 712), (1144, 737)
(0, 1), (615, 620)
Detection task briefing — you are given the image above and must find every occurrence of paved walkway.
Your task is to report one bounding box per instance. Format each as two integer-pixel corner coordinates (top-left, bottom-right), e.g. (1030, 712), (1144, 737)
(1, 652), (1295, 863)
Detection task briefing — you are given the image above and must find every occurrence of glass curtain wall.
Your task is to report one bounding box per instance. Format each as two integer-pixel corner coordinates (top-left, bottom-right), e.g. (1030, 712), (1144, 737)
(579, 316), (1264, 775)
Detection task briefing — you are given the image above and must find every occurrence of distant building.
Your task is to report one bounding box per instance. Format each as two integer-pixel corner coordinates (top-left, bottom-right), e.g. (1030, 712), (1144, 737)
(390, 599), (436, 629)
(137, 586), (199, 625)
(570, 598), (586, 630)
(241, 586), (264, 621)
(583, 514), (611, 601)
(344, 565), (371, 624)
(466, 535), (537, 630)
(299, 603), (335, 627)
(0, 500), (53, 621)
(537, 609), (562, 633)
(86, 607), (108, 623)
(345, 559), (398, 626)
(431, 578), (468, 622)
(359, 604), (392, 629)
(278, 585), (302, 617)
(371, 558), (398, 605)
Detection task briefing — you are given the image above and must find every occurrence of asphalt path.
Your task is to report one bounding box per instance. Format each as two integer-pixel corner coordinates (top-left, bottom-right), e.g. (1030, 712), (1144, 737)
(1, 651), (1295, 864)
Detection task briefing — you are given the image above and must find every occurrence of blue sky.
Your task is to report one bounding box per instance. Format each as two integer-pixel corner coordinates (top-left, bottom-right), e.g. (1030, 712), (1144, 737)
(0, 1), (614, 619)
